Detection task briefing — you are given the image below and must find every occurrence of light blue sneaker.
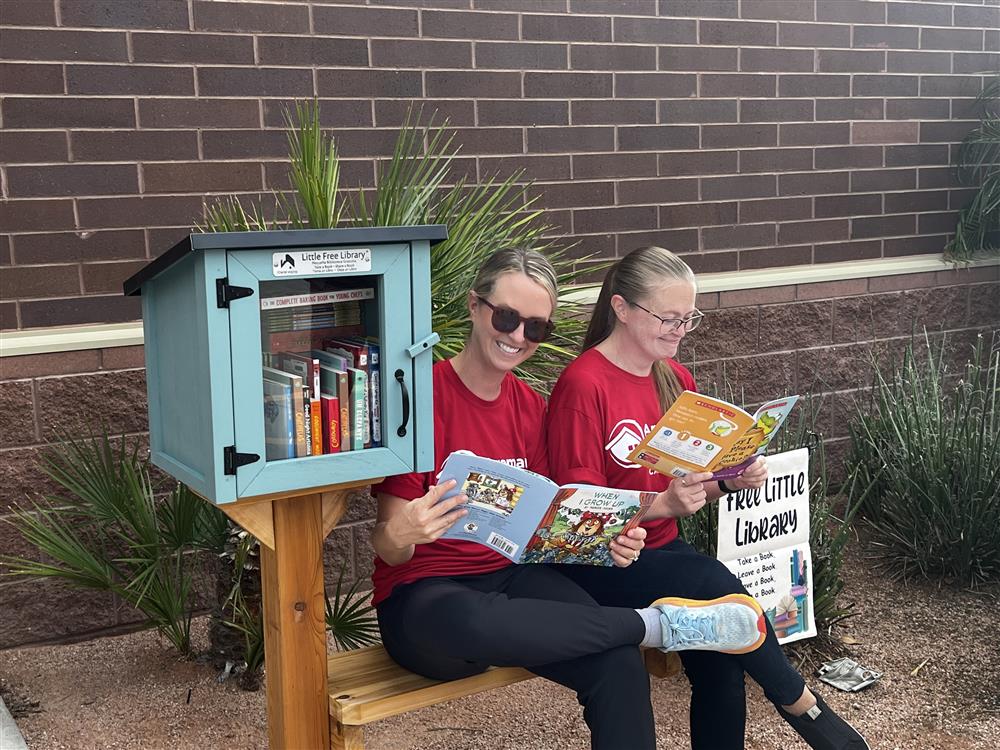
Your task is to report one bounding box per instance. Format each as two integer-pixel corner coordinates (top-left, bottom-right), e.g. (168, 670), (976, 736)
(653, 593), (766, 654)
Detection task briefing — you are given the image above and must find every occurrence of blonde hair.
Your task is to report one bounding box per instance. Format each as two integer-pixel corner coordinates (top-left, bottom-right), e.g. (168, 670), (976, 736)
(471, 247), (559, 309)
(583, 246), (696, 411)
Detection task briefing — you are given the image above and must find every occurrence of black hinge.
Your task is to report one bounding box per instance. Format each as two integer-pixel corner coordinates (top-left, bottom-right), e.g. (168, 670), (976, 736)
(216, 277), (254, 308)
(224, 445), (260, 475)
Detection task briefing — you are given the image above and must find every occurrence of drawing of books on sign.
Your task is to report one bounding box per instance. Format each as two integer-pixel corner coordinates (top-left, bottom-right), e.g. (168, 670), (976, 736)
(765, 547), (810, 639)
(628, 391), (799, 481)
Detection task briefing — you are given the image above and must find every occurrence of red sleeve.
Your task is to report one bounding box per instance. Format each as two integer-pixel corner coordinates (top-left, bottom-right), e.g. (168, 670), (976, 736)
(371, 470), (430, 501)
(545, 381), (610, 486)
(529, 414), (550, 479)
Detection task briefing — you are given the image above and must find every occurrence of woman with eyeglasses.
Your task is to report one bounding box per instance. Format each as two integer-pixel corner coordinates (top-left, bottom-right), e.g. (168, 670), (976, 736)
(545, 245), (869, 750)
(370, 247), (768, 750)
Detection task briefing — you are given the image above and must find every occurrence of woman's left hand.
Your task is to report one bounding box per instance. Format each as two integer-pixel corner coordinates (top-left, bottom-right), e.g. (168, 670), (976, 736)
(728, 457), (768, 490)
(610, 525), (646, 568)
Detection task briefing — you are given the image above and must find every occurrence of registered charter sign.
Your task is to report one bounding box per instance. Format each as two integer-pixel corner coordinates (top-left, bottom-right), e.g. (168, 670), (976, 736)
(271, 247), (373, 276)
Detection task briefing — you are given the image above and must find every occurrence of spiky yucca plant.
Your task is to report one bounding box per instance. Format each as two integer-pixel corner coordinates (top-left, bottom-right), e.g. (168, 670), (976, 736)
(202, 100), (602, 393)
(846, 332), (1000, 584)
(946, 76), (1000, 263)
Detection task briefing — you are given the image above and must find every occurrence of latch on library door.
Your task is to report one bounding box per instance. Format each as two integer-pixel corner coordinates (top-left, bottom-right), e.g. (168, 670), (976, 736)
(224, 446), (260, 475)
(216, 277), (254, 308)
(395, 333), (439, 438)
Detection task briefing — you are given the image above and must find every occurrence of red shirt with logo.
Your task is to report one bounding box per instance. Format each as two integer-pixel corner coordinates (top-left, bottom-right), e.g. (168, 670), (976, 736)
(545, 347), (697, 550)
(370, 358), (549, 605)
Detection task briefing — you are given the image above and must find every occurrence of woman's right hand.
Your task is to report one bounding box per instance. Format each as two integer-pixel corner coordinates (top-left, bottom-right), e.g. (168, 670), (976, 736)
(653, 471), (714, 518)
(383, 479), (468, 548)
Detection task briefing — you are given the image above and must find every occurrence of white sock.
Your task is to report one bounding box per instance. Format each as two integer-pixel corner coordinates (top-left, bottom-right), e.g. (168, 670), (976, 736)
(635, 607), (662, 648)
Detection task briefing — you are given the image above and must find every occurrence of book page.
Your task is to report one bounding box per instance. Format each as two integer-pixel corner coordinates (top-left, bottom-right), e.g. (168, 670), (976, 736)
(520, 486), (654, 566)
(436, 452), (560, 562)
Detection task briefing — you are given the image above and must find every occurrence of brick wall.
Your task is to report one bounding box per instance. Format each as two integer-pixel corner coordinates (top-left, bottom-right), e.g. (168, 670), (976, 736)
(1, 0), (998, 330)
(1, 0), (999, 647)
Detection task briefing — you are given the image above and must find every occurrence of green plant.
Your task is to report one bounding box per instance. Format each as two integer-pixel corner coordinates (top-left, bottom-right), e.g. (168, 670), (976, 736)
(214, 525), (265, 691)
(846, 332), (1000, 584)
(946, 76), (1000, 263)
(1, 433), (228, 655)
(201, 100), (602, 393)
(678, 393), (859, 632)
(325, 566), (380, 652)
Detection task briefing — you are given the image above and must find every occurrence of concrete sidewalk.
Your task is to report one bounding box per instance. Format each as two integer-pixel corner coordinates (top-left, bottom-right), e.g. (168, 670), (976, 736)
(1, 694), (28, 750)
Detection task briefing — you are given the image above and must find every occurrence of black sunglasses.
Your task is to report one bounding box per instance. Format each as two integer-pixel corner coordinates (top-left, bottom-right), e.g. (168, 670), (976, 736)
(476, 295), (555, 343)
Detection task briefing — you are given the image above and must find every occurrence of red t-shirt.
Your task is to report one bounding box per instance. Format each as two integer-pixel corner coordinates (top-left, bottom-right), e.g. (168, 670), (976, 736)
(370, 358), (549, 605)
(545, 347), (698, 550)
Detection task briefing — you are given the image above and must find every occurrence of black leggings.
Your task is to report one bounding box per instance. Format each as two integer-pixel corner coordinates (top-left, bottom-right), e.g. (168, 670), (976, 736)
(552, 537), (807, 750)
(377, 564), (655, 750)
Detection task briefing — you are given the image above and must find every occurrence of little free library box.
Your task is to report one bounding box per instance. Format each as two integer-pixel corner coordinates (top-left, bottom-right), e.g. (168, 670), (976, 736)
(124, 225), (445, 504)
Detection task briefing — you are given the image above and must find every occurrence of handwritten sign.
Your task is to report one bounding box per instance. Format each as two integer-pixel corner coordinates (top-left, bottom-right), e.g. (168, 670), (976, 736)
(716, 448), (816, 644)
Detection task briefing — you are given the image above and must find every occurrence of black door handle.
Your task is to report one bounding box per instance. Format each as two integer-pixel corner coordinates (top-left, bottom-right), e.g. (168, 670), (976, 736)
(395, 369), (409, 437)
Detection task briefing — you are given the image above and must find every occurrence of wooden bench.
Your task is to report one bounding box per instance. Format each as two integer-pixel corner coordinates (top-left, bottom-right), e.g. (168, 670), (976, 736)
(327, 645), (681, 750)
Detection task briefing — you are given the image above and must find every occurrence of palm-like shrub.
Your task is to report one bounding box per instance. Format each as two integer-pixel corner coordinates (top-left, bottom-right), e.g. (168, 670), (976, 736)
(1, 434), (228, 655)
(846, 332), (1000, 584)
(946, 76), (1000, 262)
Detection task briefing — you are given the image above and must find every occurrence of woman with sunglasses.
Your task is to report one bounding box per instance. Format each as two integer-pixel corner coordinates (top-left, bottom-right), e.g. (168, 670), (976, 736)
(371, 247), (767, 750)
(545, 245), (869, 750)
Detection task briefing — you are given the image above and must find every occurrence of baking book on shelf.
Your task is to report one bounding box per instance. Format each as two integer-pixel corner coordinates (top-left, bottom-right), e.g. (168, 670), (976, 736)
(436, 451), (655, 566)
(627, 391), (799, 481)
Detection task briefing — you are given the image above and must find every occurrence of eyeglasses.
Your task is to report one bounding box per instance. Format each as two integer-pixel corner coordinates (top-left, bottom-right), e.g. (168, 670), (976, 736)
(627, 300), (704, 332)
(476, 296), (555, 343)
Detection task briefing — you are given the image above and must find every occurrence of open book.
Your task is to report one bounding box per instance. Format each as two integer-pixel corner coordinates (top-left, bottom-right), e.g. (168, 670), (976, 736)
(437, 451), (654, 566)
(628, 391), (799, 480)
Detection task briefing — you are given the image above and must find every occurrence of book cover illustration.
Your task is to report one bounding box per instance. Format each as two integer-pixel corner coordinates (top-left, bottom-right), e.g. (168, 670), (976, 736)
(628, 391), (799, 480)
(520, 488), (651, 566)
(262, 377), (295, 461)
(437, 452), (654, 566)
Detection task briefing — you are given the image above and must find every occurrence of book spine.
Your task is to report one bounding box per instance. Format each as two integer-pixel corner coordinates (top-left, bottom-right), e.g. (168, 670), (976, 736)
(348, 369), (365, 451)
(291, 385), (307, 457)
(321, 395), (340, 453)
(367, 342), (382, 447)
(310, 396), (322, 455)
(260, 287), (375, 310)
(302, 386), (313, 456)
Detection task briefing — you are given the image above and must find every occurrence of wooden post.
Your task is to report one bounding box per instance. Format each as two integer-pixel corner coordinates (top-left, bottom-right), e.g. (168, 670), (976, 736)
(260, 492), (330, 750)
(218, 480), (375, 750)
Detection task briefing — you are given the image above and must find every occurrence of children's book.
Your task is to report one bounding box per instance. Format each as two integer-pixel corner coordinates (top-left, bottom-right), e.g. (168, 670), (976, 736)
(627, 391), (799, 480)
(437, 451), (655, 566)
(262, 377), (295, 460)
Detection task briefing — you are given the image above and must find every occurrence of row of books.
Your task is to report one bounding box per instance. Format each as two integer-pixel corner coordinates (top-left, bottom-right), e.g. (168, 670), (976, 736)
(262, 337), (382, 461)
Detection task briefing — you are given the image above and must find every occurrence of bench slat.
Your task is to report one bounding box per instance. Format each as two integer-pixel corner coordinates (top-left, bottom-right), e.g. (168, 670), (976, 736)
(328, 645), (681, 728)
(328, 646), (532, 725)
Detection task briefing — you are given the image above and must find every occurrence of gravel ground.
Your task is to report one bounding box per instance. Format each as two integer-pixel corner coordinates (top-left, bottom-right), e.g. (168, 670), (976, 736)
(1, 542), (997, 750)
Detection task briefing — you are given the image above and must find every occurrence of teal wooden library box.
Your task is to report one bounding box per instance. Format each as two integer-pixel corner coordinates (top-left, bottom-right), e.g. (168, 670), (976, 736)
(123, 226), (445, 504)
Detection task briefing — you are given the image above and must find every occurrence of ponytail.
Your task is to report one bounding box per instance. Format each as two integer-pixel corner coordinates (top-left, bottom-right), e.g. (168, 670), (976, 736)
(584, 246), (695, 412)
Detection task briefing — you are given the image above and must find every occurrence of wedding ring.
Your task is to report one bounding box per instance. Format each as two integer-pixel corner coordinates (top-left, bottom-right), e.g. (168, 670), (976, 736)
(632, 551), (640, 562)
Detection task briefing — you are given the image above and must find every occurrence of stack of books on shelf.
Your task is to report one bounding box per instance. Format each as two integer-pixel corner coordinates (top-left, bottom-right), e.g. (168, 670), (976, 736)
(260, 286), (370, 357)
(260, 285), (382, 462)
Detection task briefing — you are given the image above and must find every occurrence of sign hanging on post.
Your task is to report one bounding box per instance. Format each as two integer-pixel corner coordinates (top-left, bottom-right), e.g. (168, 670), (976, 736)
(716, 447), (816, 644)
